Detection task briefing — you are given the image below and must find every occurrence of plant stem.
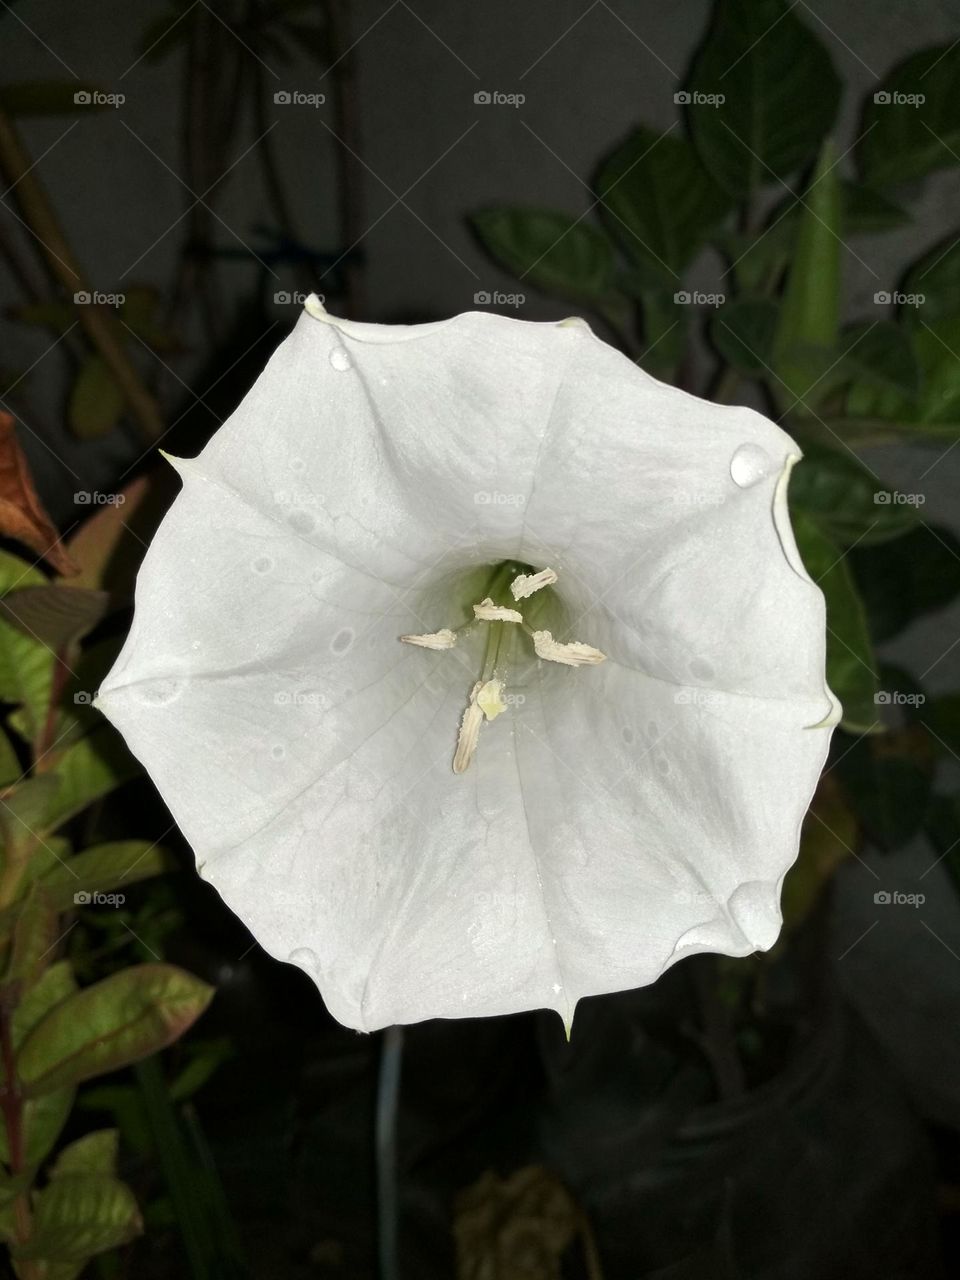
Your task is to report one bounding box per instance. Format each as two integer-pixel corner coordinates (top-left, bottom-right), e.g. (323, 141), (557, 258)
(0, 107), (165, 443)
(0, 1002), (37, 1273)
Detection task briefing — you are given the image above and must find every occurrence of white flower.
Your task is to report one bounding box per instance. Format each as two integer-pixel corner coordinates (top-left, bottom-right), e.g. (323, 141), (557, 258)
(97, 296), (838, 1033)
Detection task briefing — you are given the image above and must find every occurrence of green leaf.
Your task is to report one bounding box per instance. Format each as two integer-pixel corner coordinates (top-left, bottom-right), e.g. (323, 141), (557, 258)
(0, 776), (62, 855)
(711, 299), (778, 375)
(0, 1086), (74, 1169)
(50, 1129), (119, 1179)
(839, 321), (921, 401)
(0, 587), (110, 656)
(19, 964), (214, 1096)
(471, 208), (617, 305)
(791, 512), (878, 732)
(773, 142), (841, 410)
(3, 884), (57, 989)
(850, 523), (960, 641)
(788, 443), (919, 546)
(687, 0), (841, 196)
(860, 44), (960, 186)
(14, 1173), (141, 1261)
(782, 779), (858, 932)
(0, 82), (111, 115)
(40, 727), (140, 835)
(0, 619), (54, 746)
(841, 182), (909, 233)
(847, 314), (960, 426)
(11, 959), (77, 1049)
(902, 235), (960, 326)
(596, 126), (731, 280)
(40, 840), (173, 909)
(0, 729), (21, 787)
(836, 734), (933, 852)
(68, 356), (125, 440)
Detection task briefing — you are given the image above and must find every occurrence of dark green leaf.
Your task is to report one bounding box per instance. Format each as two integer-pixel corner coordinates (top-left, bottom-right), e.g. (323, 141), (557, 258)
(922, 693), (960, 761)
(836, 735), (932, 851)
(40, 840), (172, 909)
(68, 356), (125, 440)
(596, 126), (730, 280)
(19, 964), (214, 1096)
(902, 235), (960, 326)
(3, 884), (57, 990)
(711, 299), (778, 374)
(850, 523), (960, 641)
(687, 0), (841, 196)
(788, 443), (918, 546)
(792, 512), (878, 732)
(773, 142), (841, 410)
(40, 727), (140, 835)
(11, 960), (76, 1049)
(839, 321), (920, 400)
(471, 208), (617, 304)
(0, 82), (111, 115)
(847, 314), (960, 426)
(860, 44), (960, 185)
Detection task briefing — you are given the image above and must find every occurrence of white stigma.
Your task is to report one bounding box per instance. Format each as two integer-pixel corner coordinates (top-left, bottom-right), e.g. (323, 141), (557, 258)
(473, 598), (523, 623)
(532, 630), (607, 667)
(400, 628), (457, 650)
(453, 683), (485, 774)
(511, 567), (558, 600)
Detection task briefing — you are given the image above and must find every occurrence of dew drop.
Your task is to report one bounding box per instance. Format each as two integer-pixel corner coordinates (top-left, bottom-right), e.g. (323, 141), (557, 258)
(655, 753), (671, 775)
(252, 556), (273, 575)
(290, 456), (305, 473)
(730, 443), (774, 488)
(331, 627), (354, 655)
(329, 348), (351, 372)
(136, 677), (183, 707)
(646, 719), (660, 741)
(689, 657), (715, 681)
(271, 744), (286, 761)
(621, 726), (635, 745)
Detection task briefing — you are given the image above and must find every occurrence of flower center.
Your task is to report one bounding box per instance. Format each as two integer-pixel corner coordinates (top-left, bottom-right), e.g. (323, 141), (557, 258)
(400, 562), (607, 774)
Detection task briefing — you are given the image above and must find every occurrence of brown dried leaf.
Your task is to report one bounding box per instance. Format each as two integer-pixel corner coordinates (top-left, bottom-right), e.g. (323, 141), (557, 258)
(0, 411), (77, 576)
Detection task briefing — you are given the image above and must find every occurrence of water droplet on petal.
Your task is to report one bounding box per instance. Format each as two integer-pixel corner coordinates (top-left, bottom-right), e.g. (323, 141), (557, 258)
(135, 677), (183, 707)
(290, 457), (305, 473)
(646, 719), (660, 741)
(621, 726), (635, 745)
(331, 627), (354, 654)
(329, 348), (351, 372)
(689, 657), (715, 681)
(730, 443), (774, 488)
(252, 556), (273, 575)
(271, 744), (286, 761)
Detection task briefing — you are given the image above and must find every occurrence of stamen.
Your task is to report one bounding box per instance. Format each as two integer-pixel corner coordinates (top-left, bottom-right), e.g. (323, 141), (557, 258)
(532, 630), (607, 667)
(510, 567), (558, 600)
(473, 598), (523, 623)
(400, 628), (457, 650)
(453, 683), (484, 774)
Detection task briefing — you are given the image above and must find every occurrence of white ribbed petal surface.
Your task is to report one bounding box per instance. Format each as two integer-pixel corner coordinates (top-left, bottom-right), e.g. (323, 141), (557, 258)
(98, 305), (837, 1031)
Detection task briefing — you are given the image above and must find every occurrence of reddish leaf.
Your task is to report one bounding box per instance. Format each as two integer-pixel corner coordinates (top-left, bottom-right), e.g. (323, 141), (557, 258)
(0, 412), (77, 576)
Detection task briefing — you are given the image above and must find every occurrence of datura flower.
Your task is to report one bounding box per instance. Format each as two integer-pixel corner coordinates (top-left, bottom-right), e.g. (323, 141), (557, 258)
(97, 296), (838, 1033)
